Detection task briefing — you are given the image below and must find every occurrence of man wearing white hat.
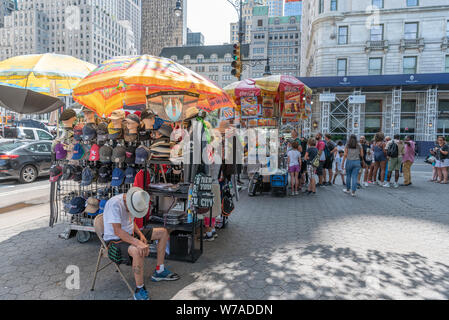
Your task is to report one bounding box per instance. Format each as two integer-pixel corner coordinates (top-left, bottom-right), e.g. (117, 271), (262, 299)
(103, 187), (180, 300)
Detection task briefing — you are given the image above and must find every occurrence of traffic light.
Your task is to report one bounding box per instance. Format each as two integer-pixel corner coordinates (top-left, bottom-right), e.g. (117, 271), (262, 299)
(231, 43), (242, 79)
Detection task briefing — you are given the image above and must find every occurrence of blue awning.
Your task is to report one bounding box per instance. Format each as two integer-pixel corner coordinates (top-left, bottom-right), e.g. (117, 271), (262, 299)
(299, 73), (449, 89)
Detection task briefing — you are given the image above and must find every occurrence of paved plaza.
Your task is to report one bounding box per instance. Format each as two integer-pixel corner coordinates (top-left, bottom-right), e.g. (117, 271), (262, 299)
(1, 162), (449, 300)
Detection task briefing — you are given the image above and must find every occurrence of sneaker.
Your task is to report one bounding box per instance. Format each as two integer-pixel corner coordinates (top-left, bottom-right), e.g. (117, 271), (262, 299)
(383, 182), (391, 188)
(212, 230), (218, 238)
(377, 181), (383, 186)
(151, 269), (180, 282)
(351, 192), (356, 197)
(203, 233), (215, 242)
(393, 183), (399, 189)
(357, 183), (362, 189)
(134, 286), (150, 300)
(342, 189), (350, 194)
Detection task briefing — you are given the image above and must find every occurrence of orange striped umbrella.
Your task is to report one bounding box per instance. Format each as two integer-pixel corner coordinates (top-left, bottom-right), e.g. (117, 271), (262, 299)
(73, 55), (235, 118)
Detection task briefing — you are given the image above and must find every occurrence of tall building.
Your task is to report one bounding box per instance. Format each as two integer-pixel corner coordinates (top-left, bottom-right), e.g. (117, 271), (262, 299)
(0, 0), (138, 64)
(230, 0), (266, 44)
(116, 0), (142, 54)
(187, 28), (205, 46)
(160, 44), (250, 89)
(299, 0), (449, 142)
(284, 0), (302, 16)
(249, 6), (300, 78)
(0, 0), (15, 28)
(267, 0), (284, 17)
(141, 0), (187, 56)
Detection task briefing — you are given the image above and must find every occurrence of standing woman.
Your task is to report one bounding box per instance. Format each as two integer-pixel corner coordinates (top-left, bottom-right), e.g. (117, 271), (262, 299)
(342, 134), (364, 197)
(372, 132), (387, 186)
(434, 136), (449, 184)
(304, 138), (318, 195)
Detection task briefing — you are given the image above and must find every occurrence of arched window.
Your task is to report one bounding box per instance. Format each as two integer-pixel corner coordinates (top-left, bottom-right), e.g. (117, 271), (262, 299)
(210, 54), (218, 62)
(290, 17), (296, 24)
(170, 55), (177, 61)
(197, 54), (204, 63)
(183, 55), (190, 63)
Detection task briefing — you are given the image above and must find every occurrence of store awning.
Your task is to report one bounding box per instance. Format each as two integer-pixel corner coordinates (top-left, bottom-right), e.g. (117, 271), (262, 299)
(299, 73), (449, 91)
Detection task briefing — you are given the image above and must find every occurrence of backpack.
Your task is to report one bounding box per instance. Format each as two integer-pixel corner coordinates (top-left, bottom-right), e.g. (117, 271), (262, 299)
(387, 141), (399, 158)
(312, 154), (320, 168)
(221, 184), (234, 217)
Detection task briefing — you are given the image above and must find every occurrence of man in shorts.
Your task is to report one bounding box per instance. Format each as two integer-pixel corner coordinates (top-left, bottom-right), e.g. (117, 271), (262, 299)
(385, 134), (404, 188)
(323, 133), (337, 185)
(315, 133), (326, 187)
(103, 187), (180, 300)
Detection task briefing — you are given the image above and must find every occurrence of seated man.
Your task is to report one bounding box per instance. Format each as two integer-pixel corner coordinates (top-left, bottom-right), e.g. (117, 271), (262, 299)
(103, 187), (180, 300)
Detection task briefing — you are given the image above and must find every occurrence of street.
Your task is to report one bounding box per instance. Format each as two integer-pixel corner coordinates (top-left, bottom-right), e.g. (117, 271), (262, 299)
(1, 161), (449, 300)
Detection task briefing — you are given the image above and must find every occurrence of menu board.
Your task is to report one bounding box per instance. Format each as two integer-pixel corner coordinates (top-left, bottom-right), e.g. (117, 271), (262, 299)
(192, 173), (214, 208)
(241, 96), (261, 119)
(262, 96), (275, 118)
(283, 91), (302, 116)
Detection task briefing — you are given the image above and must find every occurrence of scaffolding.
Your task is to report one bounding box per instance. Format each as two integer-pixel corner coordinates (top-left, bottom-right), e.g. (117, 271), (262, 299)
(320, 89), (331, 134)
(348, 89), (362, 137)
(425, 87), (438, 141)
(392, 88), (402, 137)
(415, 92), (426, 141)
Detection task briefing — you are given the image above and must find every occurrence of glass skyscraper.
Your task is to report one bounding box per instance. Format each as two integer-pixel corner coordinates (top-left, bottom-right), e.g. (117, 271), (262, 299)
(284, 0), (302, 16)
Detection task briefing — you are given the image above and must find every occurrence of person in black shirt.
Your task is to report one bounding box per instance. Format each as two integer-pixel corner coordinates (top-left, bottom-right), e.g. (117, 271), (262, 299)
(433, 136), (449, 184)
(304, 138), (318, 195)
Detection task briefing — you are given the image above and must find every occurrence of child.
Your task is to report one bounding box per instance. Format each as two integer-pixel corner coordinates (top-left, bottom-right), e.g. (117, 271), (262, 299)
(333, 150), (346, 185)
(287, 141), (302, 195)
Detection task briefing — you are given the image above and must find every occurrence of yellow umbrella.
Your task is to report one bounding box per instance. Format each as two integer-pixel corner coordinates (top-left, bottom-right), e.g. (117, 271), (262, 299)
(73, 55), (235, 118)
(0, 53), (96, 96)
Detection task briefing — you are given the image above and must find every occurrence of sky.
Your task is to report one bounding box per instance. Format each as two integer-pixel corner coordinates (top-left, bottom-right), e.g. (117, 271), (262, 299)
(187, 0), (239, 45)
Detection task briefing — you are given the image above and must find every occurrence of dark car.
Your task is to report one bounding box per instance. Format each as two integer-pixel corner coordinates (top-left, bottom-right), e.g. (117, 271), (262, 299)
(0, 140), (52, 183)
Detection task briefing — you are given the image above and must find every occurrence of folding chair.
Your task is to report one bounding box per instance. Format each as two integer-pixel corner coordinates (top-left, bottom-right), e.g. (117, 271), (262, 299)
(90, 214), (134, 296)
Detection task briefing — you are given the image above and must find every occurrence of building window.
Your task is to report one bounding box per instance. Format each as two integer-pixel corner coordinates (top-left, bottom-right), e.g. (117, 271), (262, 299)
(319, 0), (324, 13)
(404, 22), (418, 39)
(338, 26), (348, 44)
(258, 20), (263, 27)
(401, 100), (416, 136)
(372, 0), (384, 8)
(446, 20), (449, 38)
(337, 58), (347, 76)
(406, 0), (419, 6)
(403, 56), (417, 74)
(446, 55), (449, 72)
(438, 101), (449, 136)
(365, 101), (382, 135)
(369, 58), (382, 75)
(370, 24), (384, 41)
(330, 0), (338, 11)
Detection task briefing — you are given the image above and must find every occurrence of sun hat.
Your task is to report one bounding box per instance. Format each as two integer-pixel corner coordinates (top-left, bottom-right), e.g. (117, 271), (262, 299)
(109, 109), (126, 120)
(135, 145), (150, 164)
(82, 123), (97, 141)
(71, 143), (85, 160)
(99, 145), (113, 163)
(97, 166), (111, 184)
(125, 187), (150, 219)
(112, 145), (126, 163)
(111, 168), (125, 187)
(49, 165), (63, 182)
(89, 144), (100, 161)
(60, 108), (77, 121)
(69, 197), (86, 215)
(54, 143), (67, 160)
(124, 166), (136, 184)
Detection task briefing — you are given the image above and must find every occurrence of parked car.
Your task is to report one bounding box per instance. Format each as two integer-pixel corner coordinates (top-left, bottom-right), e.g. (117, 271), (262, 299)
(0, 140), (52, 183)
(1, 126), (54, 141)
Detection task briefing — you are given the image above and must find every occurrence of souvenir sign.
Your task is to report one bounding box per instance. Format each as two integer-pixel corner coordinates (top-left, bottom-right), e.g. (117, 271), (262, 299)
(192, 173), (214, 208)
(283, 91), (302, 116)
(241, 96), (261, 119)
(262, 96), (275, 118)
(163, 95), (184, 122)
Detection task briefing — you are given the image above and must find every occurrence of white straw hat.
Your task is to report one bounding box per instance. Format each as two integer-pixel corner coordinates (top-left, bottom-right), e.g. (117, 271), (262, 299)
(126, 187), (150, 218)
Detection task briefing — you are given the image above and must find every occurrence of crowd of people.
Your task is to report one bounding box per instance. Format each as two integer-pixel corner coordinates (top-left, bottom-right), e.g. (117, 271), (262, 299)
(283, 130), (449, 197)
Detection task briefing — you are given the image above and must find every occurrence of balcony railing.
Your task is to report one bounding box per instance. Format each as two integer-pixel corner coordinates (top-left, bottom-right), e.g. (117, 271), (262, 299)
(399, 38), (425, 52)
(365, 40), (389, 52)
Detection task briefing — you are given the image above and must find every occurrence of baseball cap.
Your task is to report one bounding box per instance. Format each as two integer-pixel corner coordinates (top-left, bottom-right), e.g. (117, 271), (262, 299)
(85, 197), (100, 216)
(60, 108), (77, 121)
(82, 123), (97, 142)
(99, 145), (113, 163)
(97, 122), (109, 143)
(71, 143), (85, 160)
(138, 127), (151, 141)
(97, 166), (111, 184)
(62, 164), (75, 180)
(73, 124), (84, 141)
(112, 145), (126, 163)
(98, 199), (108, 214)
(97, 187), (110, 199)
(73, 166), (83, 182)
(140, 110), (155, 121)
(124, 166), (136, 184)
(153, 117), (164, 130)
(69, 197), (86, 215)
(158, 124), (173, 138)
(89, 144), (100, 161)
(49, 165), (63, 182)
(126, 113), (140, 125)
(135, 146), (150, 164)
(54, 143), (67, 160)
(81, 144), (91, 160)
(125, 146), (136, 164)
(111, 168), (125, 187)
(109, 109), (126, 120)
(80, 167), (93, 186)
(81, 106), (94, 115)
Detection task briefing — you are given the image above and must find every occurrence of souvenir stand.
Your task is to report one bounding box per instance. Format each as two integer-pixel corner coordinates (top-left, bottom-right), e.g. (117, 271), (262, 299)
(223, 75), (312, 196)
(50, 55), (236, 263)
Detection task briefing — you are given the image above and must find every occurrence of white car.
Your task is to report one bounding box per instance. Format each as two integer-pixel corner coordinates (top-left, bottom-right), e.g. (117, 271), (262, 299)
(0, 127), (54, 141)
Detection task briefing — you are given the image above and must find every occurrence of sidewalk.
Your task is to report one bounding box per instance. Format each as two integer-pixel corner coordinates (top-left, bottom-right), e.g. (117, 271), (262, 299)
(1, 163), (449, 300)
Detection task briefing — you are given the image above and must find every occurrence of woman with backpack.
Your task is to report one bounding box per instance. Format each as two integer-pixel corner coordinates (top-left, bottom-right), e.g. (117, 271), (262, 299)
(433, 136), (449, 184)
(372, 132), (388, 187)
(342, 134), (364, 197)
(304, 138), (318, 195)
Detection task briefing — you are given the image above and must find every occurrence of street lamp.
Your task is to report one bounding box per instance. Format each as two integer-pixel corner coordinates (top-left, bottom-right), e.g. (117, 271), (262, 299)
(263, 60), (272, 77)
(174, 0), (182, 17)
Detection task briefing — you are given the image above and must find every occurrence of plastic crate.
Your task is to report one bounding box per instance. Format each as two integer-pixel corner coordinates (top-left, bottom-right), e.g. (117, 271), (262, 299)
(270, 174), (288, 188)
